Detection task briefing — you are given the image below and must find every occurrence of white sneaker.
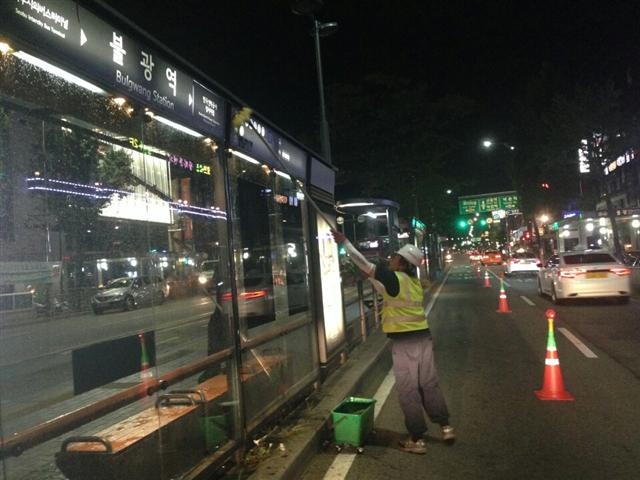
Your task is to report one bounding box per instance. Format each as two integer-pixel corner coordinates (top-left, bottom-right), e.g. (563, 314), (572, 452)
(399, 437), (427, 454)
(441, 425), (456, 444)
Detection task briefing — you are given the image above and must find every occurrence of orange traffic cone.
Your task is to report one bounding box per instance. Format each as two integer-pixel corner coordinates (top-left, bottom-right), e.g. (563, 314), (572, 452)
(535, 309), (574, 401)
(483, 269), (491, 288)
(496, 275), (511, 313)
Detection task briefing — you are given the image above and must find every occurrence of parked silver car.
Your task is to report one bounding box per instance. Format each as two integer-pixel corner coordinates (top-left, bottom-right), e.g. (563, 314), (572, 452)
(537, 250), (631, 304)
(91, 276), (166, 314)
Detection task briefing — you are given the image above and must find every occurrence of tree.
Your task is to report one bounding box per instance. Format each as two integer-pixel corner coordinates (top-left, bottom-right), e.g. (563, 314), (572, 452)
(328, 74), (476, 222)
(30, 124), (134, 297)
(510, 68), (627, 255)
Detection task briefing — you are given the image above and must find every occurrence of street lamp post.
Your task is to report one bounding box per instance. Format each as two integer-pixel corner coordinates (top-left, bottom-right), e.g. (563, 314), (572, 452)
(312, 19), (336, 165)
(291, 1), (336, 165)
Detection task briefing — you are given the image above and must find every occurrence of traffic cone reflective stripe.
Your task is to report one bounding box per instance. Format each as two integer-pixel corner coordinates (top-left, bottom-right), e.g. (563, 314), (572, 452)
(535, 309), (574, 401)
(496, 276), (511, 313)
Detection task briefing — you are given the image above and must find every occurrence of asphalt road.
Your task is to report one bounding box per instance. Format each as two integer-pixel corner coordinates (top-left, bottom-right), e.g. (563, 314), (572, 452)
(0, 294), (214, 434)
(300, 256), (640, 480)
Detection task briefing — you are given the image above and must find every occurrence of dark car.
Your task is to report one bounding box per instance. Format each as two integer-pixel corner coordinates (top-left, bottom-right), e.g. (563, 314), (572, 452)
(91, 276), (166, 314)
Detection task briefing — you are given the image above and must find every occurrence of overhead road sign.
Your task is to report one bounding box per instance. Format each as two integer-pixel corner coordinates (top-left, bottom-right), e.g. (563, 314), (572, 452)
(458, 191), (520, 215)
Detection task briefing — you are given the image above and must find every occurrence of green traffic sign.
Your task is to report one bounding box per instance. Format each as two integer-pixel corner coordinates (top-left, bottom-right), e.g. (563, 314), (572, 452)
(458, 191), (520, 214)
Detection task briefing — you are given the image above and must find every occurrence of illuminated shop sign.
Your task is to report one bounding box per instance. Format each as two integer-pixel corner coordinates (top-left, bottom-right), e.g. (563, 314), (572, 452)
(578, 140), (590, 173)
(230, 107), (307, 180)
(127, 137), (211, 175)
(603, 148), (635, 176)
(1, 0), (226, 139)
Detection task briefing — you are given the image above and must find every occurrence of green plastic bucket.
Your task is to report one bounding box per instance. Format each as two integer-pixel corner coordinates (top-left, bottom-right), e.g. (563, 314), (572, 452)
(331, 396), (376, 447)
(200, 414), (228, 451)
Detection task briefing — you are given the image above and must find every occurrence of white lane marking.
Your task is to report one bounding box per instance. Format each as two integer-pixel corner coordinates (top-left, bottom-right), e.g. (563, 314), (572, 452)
(323, 370), (396, 479)
(487, 269), (510, 287)
(322, 270), (452, 480)
(322, 453), (357, 479)
(558, 327), (598, 358)
(520, 295), (535, 306)
(373, 370), (396, 420)
(425, 267), (450, 316)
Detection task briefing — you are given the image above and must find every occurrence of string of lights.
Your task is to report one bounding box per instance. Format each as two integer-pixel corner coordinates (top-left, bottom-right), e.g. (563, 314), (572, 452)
(26, 177), (227, 220)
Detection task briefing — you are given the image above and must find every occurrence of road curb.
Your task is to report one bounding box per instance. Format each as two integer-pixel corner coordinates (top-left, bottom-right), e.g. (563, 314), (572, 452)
(247, 329), (391, 480)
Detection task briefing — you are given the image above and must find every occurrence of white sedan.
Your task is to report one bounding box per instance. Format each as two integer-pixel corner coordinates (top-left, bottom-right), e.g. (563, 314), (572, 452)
(505, 251), (540, 275)
(537, 250), (631, 304)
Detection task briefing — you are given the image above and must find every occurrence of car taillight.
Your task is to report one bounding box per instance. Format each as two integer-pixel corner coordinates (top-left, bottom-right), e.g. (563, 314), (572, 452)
(610, 267), (631, 276)
(240, 289), (269, 300)
(221, 289), (270, 301)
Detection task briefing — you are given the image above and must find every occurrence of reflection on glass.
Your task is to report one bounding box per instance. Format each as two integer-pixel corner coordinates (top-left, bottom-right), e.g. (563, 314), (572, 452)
(0, 49), (234, 479)
(228, 165), (311, 335)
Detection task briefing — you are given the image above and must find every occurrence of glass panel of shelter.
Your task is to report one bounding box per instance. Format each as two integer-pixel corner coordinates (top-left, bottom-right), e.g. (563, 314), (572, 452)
(0, 50), (237, 478)
(228, 152), (316, 426)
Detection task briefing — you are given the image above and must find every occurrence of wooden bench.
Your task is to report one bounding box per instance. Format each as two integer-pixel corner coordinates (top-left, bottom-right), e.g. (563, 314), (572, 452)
(56, 353), (288, 480)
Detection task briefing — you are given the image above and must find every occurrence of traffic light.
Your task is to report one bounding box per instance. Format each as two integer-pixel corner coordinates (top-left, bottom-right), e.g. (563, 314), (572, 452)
(524, 231), (532, 241)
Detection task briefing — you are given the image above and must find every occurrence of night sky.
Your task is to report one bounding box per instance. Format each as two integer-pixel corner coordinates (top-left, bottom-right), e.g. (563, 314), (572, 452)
(99, 0), (640, 191)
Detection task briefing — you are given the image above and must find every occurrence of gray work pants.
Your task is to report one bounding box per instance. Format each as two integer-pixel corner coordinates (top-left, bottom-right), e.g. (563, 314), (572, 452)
(391, 332), (450, 438)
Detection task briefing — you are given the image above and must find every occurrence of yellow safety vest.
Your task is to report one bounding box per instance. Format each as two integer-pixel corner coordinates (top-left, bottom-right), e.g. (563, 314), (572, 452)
(382, 272), (428, 333)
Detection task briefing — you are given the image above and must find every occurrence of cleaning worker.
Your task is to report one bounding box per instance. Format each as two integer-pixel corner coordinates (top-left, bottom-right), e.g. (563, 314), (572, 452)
(331, 229), (455, 454)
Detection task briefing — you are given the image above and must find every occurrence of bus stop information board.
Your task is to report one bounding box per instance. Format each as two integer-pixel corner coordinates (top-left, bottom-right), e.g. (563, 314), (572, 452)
(458, 191), (520, 214)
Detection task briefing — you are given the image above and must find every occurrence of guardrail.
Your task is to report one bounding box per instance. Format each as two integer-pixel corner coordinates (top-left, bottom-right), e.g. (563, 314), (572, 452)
(0, 291), (33, 312)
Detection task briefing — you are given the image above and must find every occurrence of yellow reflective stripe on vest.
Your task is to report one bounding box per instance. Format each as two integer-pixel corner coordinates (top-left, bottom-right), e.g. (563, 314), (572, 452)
(385, 298), (423, 308)
(382, 272), (428, 333)
(384, 314), (426, 323)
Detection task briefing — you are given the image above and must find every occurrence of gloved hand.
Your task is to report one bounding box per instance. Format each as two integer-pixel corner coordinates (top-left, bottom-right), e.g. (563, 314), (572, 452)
(330, 229), (374, 277)
(330, 228), (346, 244)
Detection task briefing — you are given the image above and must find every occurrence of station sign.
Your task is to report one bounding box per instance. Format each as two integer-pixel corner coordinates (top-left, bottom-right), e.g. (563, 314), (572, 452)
(1, 0), (226, 139)
(458, 191), (520, 215)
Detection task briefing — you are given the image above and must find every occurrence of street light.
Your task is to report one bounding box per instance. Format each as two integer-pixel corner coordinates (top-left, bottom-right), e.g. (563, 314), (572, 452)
(291, 0), (337, 165)
(482, 139), (515, 150)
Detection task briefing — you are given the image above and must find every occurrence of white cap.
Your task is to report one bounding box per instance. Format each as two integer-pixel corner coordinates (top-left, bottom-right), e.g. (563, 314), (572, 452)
(396, 244), (423, 267)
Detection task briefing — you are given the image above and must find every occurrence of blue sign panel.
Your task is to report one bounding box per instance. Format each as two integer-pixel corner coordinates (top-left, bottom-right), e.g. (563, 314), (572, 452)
(310, 158), (335, 194)
(230, 108), (307, 181)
